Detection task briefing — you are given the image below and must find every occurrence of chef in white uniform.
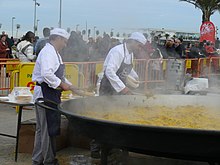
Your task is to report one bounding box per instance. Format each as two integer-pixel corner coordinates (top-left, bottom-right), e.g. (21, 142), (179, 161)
(32, 28), (79, 165)
(99, 32), (147, 95)
(91, 32), (147, 159)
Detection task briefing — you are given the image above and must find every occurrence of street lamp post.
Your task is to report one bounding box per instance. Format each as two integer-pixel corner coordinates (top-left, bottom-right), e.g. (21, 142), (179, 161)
(16, 24), (21, 38)
(33, 0), (40, 35)
(36, 19), (40, 36)
(76, 24), (79, 32)
(94, 26), (96, 40)
(58, 0), (62, 28)
(110, 28), (114, 37)
(12, 17), (15, 37)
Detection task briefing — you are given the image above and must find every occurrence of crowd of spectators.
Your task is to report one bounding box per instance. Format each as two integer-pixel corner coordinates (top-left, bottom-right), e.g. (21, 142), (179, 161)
(61, 31), (121, 62)
(150, 36), (220, 60)
(1, 29), (220, 63)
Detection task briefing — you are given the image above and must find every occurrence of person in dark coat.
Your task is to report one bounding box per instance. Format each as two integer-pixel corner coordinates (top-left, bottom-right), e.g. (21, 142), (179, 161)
(0, 34), (10, 58)
(157, 38), (180, 59)
(175, 38), (185, 58)
(35, 27), (50, 56)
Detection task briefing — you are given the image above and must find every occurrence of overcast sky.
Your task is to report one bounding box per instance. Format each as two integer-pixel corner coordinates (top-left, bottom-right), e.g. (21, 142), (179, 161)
(0, 0), (219, 38)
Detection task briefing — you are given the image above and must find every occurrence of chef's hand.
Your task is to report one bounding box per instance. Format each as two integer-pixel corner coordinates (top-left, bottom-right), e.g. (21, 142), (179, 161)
(59, 82), (71, 91)
(69, 85), (86, 96)
(144, 90), (154, 98)
(120, 87), (132, 95)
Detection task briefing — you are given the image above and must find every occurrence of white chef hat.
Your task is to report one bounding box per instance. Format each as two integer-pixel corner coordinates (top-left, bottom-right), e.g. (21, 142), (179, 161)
(129, 32), (147, 45)
(50, 28), (70, 39)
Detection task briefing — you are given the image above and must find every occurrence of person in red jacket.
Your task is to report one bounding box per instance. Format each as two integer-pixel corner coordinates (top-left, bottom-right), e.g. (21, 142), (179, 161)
(0, 34), (10, 58)
(205, 41), (216, 57)
(205, 41), (219, 72)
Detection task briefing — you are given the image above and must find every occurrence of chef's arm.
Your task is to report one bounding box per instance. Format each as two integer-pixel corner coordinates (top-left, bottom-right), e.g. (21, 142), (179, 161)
(129, 69), (139, 80)
(120, 87), (132, 95)
(59, 82), (83, 96)
(105, 67), (134, 94)
(105, 67), (126, 92)
(106, 70), (132, 95)
(59, 76), (73, 91)
(63, 77), (72, 85)
(59, 81), (80, 93)
(59, 81), (71, 91)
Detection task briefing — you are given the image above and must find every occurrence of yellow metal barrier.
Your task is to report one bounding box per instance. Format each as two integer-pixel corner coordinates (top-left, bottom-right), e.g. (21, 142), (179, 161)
(2, 58), (220, 97)
(73, 61), (103, 89)
(6, 60), (19, 73)
(62, 63), (85, 98)
(184, 58), (199, 77)
(8, 62), (86, 98)
(65, 63), (85, 87)
(17, 63), (36, 92)
(134, 59), (148, 82)
(95, 62), (103, 75)
(209, 57), (220, 75)
(0, 61), (20, 96)
(197, 58), (210, 78)
(10, 70), (19, 91)
(143, 59), (165, 89)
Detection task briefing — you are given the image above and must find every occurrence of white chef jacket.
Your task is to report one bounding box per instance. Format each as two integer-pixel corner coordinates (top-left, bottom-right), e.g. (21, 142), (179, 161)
(103, 43), (138, 92)
(32, 43), (71, 101)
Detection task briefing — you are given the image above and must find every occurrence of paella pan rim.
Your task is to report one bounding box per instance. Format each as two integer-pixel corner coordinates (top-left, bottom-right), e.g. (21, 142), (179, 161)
(58, 95), (220, 135)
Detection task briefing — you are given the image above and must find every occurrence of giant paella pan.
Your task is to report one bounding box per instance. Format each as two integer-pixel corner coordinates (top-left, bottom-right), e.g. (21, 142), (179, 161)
(38, 94), (220, 163)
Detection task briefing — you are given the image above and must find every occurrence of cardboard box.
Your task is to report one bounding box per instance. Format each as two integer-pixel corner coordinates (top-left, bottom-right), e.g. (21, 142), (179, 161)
(18, 117), (68, 153)
(18, 122), (35, 153)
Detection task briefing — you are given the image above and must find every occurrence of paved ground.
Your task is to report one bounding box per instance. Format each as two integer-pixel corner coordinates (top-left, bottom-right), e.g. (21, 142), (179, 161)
(0, 104), (84, 165)
(0, 101), (213, 165)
